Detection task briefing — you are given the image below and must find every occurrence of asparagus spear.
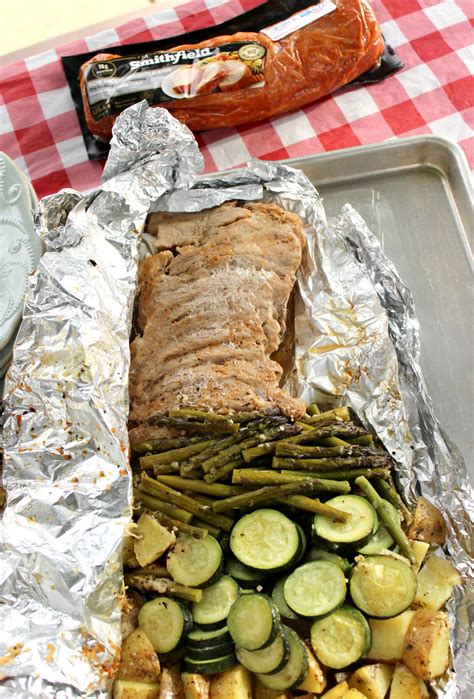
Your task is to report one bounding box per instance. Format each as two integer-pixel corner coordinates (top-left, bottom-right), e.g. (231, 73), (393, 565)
(374, 476), (412, 524)
(318, 437), (351, 447)
(131, 435), (203, 454)
(303, 407), (351, 424)
(139, 474), (234, 532)
(345, 435), (374, 446)
(272, 455), (390, 471)
(151, 463), (180, 476)
(202, 423), (298, 472)
(307, 403), (321, 416)
(134, 491), (194, 524)
(168, 409), (232, 422)
(139, 440), (213, 469)
(281, 467), (391, 480)
(211, 480), (322, 513)
(155, 475), (245, 498)
(203, 458), (244, 484)
(278, 495), (351, 522)
(148, 415), (240, 434)
(138, 506), (209, 539)
(189, 430), (251, 466)
(190, 518), (222, 539)
(124, 574), (203, 603)
(127, 563), (170, 577)
(242, 442), (280, 463)
(231, 469), (350, 493)
(279, 422), (366, 446)
(275, 443), (378, 458)
(355, 476), (415, 563)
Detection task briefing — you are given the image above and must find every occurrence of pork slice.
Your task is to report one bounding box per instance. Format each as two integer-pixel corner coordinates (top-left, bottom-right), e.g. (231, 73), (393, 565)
(146, 202), (251, 250)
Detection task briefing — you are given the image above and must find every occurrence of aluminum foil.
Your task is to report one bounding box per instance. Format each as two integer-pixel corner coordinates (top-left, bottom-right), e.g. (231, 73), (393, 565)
(0, 104), (471, 697)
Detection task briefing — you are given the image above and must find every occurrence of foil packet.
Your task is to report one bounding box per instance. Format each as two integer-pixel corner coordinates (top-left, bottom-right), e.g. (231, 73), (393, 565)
(0, 104), (472, 697)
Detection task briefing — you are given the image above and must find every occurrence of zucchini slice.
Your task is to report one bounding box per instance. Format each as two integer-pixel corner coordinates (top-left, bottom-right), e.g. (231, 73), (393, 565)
(272, 577), (299, 620)
(256, 628), (308, 691)
(185, 638), (234, 662)
(314, 495), (378, 545)
(138, 597), (192, 653)
(187, 626), (232, 649)
(230, 509), (300, 572)
(227, 593), (280, 651)
(310, 606), (370, 668)
(284, 561), (347, 617)
(225, 556), (265, 588)
(167, 533), (223, 588)
(350, 555), (417, 618)
(236, 625), (290, 675)
(305, 547), (351, 574)
(184, 652), (237, 675)
(191, 575), (240, 629)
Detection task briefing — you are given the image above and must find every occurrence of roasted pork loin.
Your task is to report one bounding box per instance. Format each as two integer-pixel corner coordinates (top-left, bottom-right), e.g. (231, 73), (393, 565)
(129, 201), (306, 441)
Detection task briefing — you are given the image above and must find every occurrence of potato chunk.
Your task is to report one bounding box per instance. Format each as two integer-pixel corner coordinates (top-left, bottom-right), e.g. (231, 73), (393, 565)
(415, 556), (461, 611)
(117, 628), (160, 683)
(254, 681), (291, 699)
(410, 540), (430, 574)
(348, 664), (393, 699)
(210, 665), (252, 699)
(297, 644), (326, 694)
(181, 673), (210, 699)
(406, 498), (446, 545)
(344, 691), (369, 699)
(113, 680), (160, 699)
(134, 514), (176, 567)
(159, 668), (185, 698)
(321, 681), (349, 698)
(402, 610), (450, 679)
(389, 663), (429, 698)
(366, 611), (415, 662)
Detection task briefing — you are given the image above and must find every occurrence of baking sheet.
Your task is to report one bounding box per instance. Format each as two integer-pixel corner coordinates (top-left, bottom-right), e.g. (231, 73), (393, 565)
(287, 136), (473, 472)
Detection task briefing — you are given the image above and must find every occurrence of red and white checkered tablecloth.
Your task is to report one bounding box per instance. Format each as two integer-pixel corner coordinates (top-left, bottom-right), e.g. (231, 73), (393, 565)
(1, 0), (472, 198)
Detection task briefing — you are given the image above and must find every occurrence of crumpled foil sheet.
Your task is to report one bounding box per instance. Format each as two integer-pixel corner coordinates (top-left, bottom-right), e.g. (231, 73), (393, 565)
(0, 104), (471, 697)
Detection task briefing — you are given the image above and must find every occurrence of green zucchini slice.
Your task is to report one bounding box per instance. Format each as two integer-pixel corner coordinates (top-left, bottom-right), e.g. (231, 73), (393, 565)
(191, 575), (240, 629)
(167, 533), (223, 588)
(350, 555), (417, 618)
(284, 561), (347, 617)
(314, 495), (378, 545)
(236, 625), (290, 675)
(138, 597), (192, 653)
(230, 509), (300, 572)
(227, 593), (280, 651)
(256, 628), (308, 691)
(310, 606), (370, 668)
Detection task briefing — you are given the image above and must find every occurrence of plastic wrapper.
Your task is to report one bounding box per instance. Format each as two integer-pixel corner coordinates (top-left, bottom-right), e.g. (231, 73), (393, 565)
(62, 0), (403, 159)
(0, 104), (471, 697)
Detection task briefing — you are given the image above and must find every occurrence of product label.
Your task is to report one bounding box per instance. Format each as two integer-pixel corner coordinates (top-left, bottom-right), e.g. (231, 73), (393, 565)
(261, 1), (337, 41)
(85, 42), (267, 121)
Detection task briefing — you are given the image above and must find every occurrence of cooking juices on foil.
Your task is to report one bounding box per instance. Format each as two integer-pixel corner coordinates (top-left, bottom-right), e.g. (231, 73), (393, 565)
(0, 104), (472, 697)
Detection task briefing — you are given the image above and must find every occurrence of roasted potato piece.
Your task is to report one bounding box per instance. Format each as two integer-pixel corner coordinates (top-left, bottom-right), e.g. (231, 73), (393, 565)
(343, 691), (368, 699)
(134, 514), (176, 567)
(123, 529), (138, 563)
(181, 673), (210, 699)
(402, 609), (450, 679)
(159, 667), (185, 699)
(366, 611), (415, 662)
(348, 664), (394, 699)
(297, 644), (326, 694)
(254, 680), (291, 699)
(414, 555), (461, 610)
(121, 595), (141, 641)
(113, 680), (161, 699)
(321, 681), (349, 698)
(117, 628), (160, 683)
(389, 663), (429, 698)
(406, 497), (446, 545)
(410, 540), (430, 574)
(210, 665), (252, 699)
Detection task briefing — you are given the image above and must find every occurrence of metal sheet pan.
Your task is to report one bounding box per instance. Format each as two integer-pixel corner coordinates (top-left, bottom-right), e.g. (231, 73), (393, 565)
(286, 136), (473, 473)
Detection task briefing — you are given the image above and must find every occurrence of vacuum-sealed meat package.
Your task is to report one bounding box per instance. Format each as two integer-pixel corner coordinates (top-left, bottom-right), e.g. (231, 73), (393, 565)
(62, 0), (403, 159)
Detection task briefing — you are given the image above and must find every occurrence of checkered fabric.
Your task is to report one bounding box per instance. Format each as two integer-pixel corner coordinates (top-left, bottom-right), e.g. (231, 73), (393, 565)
(1, 0), (472, 198)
